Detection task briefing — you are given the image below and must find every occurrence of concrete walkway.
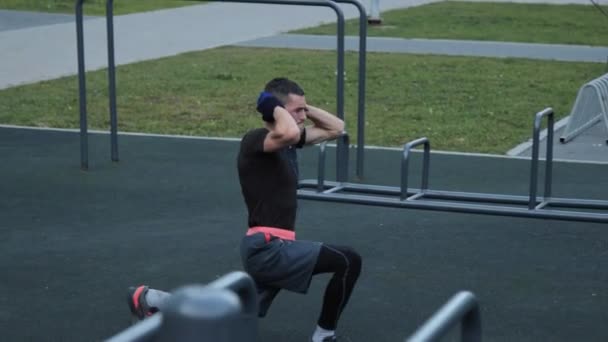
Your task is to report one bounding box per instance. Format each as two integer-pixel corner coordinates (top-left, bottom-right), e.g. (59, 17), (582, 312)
(237, 34), (608, 63)
(0, 0), (437, 90)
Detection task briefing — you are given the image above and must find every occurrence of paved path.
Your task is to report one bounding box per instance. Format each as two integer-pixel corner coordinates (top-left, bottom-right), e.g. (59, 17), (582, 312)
(0, 9), (97, 32)
(0, 0), (437, 90)
(237, 34), (608, 63)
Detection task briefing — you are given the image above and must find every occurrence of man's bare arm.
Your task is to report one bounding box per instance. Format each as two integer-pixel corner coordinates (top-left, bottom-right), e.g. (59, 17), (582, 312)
(264, 107), (301, 152)
(304, 105), (345, 145)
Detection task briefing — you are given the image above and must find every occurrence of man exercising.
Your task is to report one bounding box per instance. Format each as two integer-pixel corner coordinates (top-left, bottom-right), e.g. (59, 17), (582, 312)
(127, 78), (362, 342)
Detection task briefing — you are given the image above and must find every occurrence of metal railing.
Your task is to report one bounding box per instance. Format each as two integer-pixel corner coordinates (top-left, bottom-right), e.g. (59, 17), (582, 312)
(406, 291), (481, 342)
(75, 0), (350, 172)
(105, 271), (258, 342)
(298, 108), (608, 223)
(560, 73), (608, 144)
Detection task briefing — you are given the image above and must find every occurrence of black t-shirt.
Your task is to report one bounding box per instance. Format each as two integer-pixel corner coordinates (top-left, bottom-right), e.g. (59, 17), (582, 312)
(237, 128), (299, 231)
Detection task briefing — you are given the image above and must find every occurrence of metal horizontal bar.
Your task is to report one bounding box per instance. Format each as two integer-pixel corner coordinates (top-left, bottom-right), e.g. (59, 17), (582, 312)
(406, 291), (481, 342)
(297, 189), (608, 223)
(547, 197), (608, 209)
(298, 179), (608, 209)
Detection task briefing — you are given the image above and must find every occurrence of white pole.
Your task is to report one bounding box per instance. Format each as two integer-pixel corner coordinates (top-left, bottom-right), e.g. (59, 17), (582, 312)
(368, 0), (382, 25)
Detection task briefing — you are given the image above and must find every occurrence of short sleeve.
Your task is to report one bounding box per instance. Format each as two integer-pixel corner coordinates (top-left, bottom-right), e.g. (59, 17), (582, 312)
(241, 128), (270, 155)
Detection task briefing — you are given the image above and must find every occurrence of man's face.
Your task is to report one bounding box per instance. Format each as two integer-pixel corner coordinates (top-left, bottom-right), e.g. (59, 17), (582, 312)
(283, 93), (308, 127)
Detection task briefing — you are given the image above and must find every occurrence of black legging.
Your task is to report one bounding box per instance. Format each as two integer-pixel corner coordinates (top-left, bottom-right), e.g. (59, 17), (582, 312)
(312, 244), (362, 330)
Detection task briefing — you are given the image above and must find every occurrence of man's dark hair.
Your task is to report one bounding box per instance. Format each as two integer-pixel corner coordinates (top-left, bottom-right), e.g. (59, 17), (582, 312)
(264, 78), (305, 104)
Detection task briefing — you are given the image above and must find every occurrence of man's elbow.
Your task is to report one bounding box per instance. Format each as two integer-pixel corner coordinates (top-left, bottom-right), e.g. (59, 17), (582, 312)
(283, 126), (302, 145)
(330, 120), (345, 139)
(338, 120), (345, 134)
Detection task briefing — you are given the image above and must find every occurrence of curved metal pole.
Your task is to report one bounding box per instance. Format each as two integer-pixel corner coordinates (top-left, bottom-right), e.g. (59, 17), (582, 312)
(207, 271), (258, 316)
(102, 0), (345, 177)
(75, 0), (88, 170)
(401, 137), (430, 201)
(333, 0), (367, 180)
(529, 108), (554, 209)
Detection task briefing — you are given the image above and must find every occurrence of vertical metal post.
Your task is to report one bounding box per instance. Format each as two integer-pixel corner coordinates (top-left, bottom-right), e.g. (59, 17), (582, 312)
(75, 0), (88, 170)
(421, 141), (430, 191)
(401, 153), (410, 200)
(355, 2), (366, 180)
(317, 142), (328, 192)
(337, 133), (350, 182)
(544, 110), (554, 200)
(529, 108), (554, 209)
(333, 0), (367, 180)
(106, 0), (119, 162)
(334, 7), (347, 183)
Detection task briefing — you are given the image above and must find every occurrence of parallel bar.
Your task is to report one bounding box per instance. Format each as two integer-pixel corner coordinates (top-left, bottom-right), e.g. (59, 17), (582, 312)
(298, 108), (606, 224)
(545, 197), (608, 209)
(401, 137), (430, 200)
(75, 0), (88, 170)
(406, 291), (481, 342)
(87, 0), (345, 170)
(297, 189), (608, 223)
(299, 180), (608, 209)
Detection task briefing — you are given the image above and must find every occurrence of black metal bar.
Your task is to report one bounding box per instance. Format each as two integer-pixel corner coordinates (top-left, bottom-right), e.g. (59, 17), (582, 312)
(316, 141), (328, 192)
(543, 109), (554, 200)
(545, 197), (608, 209)
(406, 291), (481, 342)
(299, 180), (608, 209)
(75, 0), (88, 170)
(337, 133), (350, 182)
(297, 188), (608, 223)
(401, 137), (430, 200)
(98, 0), (345, 172)
(529, 108), (554, 209)
(106, 0), (119, 162)
(332, 0), (367, 180)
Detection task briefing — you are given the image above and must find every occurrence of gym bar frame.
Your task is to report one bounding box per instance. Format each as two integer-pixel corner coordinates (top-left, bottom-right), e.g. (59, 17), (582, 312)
(75, 0), (369, 177)
(297, 108), (608, 223)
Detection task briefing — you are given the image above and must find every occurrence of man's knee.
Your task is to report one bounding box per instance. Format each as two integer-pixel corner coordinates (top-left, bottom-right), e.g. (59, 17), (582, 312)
(343, 246), (362, 275)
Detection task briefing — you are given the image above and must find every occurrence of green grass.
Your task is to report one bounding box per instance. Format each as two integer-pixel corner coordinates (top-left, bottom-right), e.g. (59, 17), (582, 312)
(0, 0), (200, 16)
(0, 47), (602, 153)
(295, 1), (608, 46)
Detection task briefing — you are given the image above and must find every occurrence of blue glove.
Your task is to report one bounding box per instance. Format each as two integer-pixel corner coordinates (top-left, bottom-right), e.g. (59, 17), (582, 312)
(256, 91), (283, 123)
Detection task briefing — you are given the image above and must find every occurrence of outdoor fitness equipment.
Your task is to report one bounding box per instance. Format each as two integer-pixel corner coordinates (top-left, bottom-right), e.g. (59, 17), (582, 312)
(297, 108), (608, 223)
(75, 0), (369, 179)
(105, 271), (258, 342)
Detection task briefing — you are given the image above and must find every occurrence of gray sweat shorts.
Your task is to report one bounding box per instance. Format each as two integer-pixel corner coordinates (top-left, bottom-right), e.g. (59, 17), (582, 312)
(240, 232), (321, 294)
